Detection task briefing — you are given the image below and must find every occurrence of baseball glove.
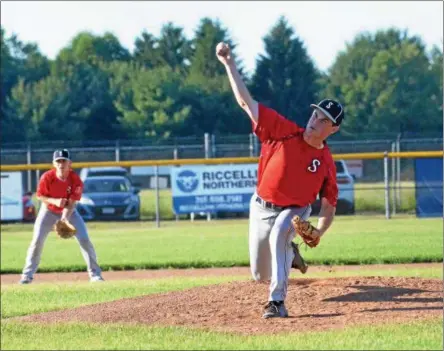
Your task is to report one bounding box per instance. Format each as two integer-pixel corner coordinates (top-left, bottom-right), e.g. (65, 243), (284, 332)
(54, 219), (77, 239)
(291, 215), (321, 248)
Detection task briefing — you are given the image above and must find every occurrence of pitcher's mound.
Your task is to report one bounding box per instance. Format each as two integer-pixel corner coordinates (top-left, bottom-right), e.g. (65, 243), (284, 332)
(17, 277), (443, 335)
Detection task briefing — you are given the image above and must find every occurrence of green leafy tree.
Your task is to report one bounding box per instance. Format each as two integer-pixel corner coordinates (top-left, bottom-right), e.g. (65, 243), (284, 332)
(157, 22), (192, 72)
(5, 62), (121, 141)
(5, 76), (80, 141)
(1, 27), (15, 92)
(183, 18), (250, 135)
(4, 30), (50, 85)
(133, 31), (163, 69)
(55, 31), (130, 69)
(323, 28), (441, 135)
(364, 40), (439, 133)
(37, 32), (130, 140)
(429, 45), (443, 125)
(1, 27), (51, 142)
(134, 23), (191, 73)
(250, 16), (319, 126)
(67, 62), (122, 140)
(187, 18), (244, 89)
(1, 27), (19, 141)
(111, 64), (191, 138)
(177, 85), (248, 136)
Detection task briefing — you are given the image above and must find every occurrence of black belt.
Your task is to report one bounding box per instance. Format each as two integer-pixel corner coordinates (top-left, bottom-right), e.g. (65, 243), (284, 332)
(255, 195), (299, 211)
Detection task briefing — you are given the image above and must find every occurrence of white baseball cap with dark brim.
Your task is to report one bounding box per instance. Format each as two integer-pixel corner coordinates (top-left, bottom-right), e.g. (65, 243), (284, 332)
(310, 99), (344, 126)
(53, 149), (71, 161)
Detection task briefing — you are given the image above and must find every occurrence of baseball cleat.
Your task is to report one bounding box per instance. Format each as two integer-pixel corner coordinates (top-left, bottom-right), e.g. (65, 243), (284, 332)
(19, 276), (33, 284)
(90, 275), (105, 282)
(262, 301), (288, 319)
(291, 242), (308, 274)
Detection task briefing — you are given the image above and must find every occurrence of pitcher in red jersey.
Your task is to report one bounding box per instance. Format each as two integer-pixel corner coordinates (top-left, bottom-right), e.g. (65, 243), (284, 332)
(19, 149), (104, 284)
(216, 42), (343, 319)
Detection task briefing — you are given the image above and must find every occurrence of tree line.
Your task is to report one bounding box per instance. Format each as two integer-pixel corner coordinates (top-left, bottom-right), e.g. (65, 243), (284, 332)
(1, 16), (442, 144)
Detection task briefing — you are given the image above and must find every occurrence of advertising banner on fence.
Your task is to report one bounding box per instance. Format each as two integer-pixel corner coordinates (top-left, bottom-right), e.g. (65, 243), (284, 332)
(1, 172), (24, 221)
(171, 164), (258, 214)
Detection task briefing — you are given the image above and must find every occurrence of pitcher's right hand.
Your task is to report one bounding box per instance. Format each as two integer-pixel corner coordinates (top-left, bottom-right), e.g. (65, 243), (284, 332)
(216, 42), (234, 66)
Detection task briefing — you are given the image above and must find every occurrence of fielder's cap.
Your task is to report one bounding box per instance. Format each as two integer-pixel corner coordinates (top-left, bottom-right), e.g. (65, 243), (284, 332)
(53, 149), (71, 161)
(310, 99), (344, 126)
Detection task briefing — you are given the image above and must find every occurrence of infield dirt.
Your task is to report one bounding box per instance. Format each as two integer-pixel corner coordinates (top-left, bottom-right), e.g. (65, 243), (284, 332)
(8, 269), (443, 335)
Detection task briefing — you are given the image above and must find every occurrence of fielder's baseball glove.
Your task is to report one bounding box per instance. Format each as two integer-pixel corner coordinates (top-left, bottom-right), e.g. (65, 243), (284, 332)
(54, 219), (77, 239)
(291, 215), (321, 248)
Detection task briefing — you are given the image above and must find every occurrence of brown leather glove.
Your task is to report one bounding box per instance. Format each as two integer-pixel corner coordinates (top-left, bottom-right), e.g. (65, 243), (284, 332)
(53, 219), (77, 239)
(291, 215), (321, 248)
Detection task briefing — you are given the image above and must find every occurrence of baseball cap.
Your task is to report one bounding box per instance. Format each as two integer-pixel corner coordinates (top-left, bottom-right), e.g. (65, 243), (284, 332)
(53, 149), (71, 161)
(310, 99), (344, 126)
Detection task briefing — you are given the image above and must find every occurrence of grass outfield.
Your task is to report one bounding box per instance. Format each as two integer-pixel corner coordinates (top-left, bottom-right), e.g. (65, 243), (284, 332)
(354, 181), (416, 213)
(1, 266), (442, 350)
(1, 217), (442, 273)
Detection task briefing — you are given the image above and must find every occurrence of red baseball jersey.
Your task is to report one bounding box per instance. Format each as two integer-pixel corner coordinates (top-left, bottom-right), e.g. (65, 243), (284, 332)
(37, 169), (83, 214)
(253, 103), (338, 207)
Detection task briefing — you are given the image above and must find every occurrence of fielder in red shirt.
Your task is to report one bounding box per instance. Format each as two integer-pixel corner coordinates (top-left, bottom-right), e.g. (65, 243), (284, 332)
(20, 149), (104, 284)
(217, 42), (343, 319)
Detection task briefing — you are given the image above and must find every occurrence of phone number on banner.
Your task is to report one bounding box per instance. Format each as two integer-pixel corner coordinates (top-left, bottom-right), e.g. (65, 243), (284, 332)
(173, 193), (253, 213)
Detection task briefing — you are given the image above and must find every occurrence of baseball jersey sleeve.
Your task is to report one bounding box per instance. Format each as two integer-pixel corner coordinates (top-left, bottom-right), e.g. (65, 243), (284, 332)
(36, 172), (51, 197)
(253, 103), (301, 142)
(70, 172), (84, 201)
(319, 161), (338, 207)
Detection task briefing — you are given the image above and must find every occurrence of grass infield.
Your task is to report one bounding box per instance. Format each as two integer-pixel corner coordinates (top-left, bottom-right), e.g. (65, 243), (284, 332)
(1, 217), (442, 273)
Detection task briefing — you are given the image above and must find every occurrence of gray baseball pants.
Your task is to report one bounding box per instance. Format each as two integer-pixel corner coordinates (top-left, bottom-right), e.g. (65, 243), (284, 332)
(249, 193), (311, 302)
(21, 205), (102, 279)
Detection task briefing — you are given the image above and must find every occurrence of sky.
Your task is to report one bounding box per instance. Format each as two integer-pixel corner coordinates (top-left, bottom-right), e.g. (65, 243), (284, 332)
(1, 1), (443, 75)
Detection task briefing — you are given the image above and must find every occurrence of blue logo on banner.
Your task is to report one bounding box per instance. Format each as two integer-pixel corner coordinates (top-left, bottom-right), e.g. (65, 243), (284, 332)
(176, 170), (199, 193)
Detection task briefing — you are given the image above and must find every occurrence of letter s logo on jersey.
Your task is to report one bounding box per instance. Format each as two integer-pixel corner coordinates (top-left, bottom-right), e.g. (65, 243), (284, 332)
(308, 159), (321, 173)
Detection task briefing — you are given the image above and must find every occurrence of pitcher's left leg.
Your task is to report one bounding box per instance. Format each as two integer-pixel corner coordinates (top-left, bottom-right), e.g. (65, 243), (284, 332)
(69, 211), (102, 279)
(249, 194), (277, 281)
(269, 206), (311, 302)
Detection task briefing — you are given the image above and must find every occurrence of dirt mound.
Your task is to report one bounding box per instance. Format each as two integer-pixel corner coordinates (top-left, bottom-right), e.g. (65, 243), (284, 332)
(14, 277), (443, 335)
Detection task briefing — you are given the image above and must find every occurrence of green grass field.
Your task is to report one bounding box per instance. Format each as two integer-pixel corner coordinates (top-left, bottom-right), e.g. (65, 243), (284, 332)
(1, 217), (442, 273)
(2, 318), (441, 350)
(1, 217), (443, 350)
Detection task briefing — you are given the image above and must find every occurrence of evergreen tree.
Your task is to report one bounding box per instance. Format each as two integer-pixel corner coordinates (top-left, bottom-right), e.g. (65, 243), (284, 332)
(250, 16), (319, 126)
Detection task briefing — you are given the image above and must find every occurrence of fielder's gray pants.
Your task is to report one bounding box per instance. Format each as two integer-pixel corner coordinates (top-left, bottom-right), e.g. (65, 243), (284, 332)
(249, 193), (311, 302)
(22, 205), (101, 279)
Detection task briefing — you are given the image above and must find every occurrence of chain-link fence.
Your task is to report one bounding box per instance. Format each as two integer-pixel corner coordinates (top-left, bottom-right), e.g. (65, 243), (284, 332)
(1, 134), (442, 221)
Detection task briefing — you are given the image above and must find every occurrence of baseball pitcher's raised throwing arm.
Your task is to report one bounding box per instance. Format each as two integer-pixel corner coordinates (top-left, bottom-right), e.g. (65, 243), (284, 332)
(216, 42), (259, 124)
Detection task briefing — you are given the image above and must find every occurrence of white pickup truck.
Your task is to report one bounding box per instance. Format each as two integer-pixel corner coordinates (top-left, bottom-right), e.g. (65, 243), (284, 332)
(311, 160), (355, 215)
